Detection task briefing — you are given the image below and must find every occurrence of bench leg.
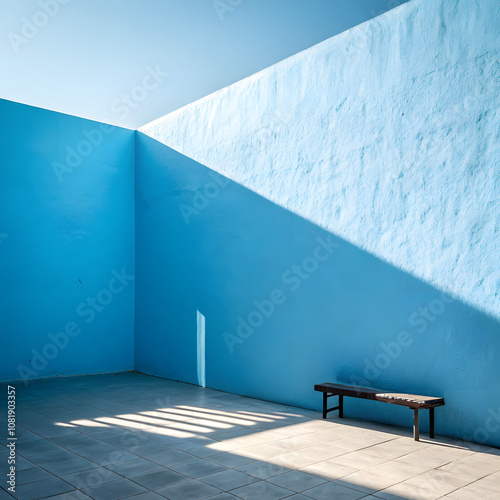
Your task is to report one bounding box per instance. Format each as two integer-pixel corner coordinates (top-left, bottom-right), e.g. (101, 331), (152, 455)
(413, 409), (419, 441)
(323, 392), (327, 419)
(429, 407), (435, 438)
(339, 395), (343, 418)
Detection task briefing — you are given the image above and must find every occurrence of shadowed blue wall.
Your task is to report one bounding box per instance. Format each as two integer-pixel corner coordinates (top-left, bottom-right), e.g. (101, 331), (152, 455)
(135, 133), (500, 447)
(0, 99), (135, 381)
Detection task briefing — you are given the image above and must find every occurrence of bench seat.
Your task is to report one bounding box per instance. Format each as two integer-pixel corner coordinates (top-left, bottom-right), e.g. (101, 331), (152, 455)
(314, 382), (445, 441)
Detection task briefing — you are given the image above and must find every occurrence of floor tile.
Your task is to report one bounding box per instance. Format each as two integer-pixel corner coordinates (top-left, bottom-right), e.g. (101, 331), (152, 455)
(147, 448), (197, 467)
(470, 471), (500, 493)
(123, 493), (165, 500)
(334, 470), (398, 494)
(229, 480), (294, 499)
(203, 494), (239, 500)
(300, 460), (359, 481)
(74, 443), (121, 458)
(106, 458), (163, 477)
(155, 478), (222, 499)
(83, 478), (148, 500)
(129, 468), (187, 489)
(374, 481), (442, 500)
(125, 440), (171, 458)
(175, 443), (224, 458)
(27, 449), (82, 466)
(90, 450), (139, 465)
(364, 460), (428, 482)
(302, 481), (366, 500)
(267, 470), (326, 492)
(443, 480), (500, 499)
(200, 469), (258, 490)
(447, 454), (500, 475)
(208, 453), (256, 468)
(270, 451), (325, 469)
(16, 467), (54, 485)
(39, 456), (100, 476)
(17, 440), (69, 457)
(394, 451), (454, 470)
(171, 458), (228, 478)
(402, 469), (474, 496)
(9, 477), (74, 500)
(238, 443), (291, 460)
(13, 456), (36, 472)
(327, 451), (388, 470)
(438, 460), (492, 481)
(236, 461), (290, 479)
(62, 467), (122, 489)
(40, 491), (92, 500)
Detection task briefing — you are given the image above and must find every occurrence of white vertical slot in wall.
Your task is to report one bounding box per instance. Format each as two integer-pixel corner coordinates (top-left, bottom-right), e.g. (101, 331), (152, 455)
(197, 310), (206, 387)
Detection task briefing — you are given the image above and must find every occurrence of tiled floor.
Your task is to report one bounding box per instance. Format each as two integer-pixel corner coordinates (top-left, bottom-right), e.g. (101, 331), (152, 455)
(1, 373), (499, 500)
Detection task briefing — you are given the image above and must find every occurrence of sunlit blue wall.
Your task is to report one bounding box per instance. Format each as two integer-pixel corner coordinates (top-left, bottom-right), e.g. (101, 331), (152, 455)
(138, 0), (500, 446)
(0, 99), (135, 381)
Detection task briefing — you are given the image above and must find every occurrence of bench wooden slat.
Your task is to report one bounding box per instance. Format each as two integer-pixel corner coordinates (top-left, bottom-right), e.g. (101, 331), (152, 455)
(376, 393), (444, 407)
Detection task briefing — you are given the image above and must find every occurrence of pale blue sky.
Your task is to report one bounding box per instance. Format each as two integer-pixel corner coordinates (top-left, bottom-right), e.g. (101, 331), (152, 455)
(1, 0), (409, 129)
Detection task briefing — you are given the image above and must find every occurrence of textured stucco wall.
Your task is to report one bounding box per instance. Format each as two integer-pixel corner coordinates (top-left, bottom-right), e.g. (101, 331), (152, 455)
(0, 99), (135, 381)
(138, 0), (500, 446)
(141, 0), (500, 321)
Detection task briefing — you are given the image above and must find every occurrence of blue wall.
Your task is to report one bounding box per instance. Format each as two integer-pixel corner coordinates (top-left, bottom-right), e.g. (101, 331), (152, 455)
(137, 0), (500, 446)
(135, 133), (500, 447)
(0, 99), (135, 381)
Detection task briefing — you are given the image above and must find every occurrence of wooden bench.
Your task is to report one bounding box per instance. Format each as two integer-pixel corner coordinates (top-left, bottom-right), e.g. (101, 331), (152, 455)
(314, 382), (445, 441)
